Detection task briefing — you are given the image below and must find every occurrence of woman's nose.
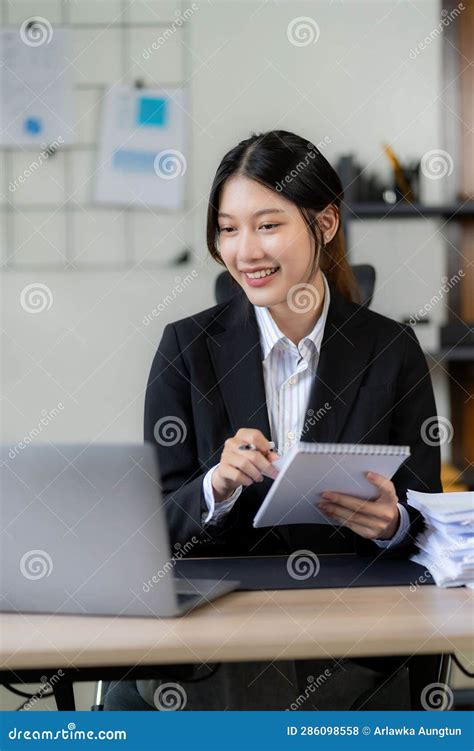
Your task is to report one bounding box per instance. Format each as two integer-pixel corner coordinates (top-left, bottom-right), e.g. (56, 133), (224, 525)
(236, 235), (266, 263)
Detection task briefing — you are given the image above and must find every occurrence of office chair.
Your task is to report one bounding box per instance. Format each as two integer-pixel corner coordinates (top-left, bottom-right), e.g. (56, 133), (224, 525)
(214, 264), (377, 308)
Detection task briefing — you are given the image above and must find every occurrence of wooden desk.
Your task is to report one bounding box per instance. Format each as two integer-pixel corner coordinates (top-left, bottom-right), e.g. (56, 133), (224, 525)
(1, 585), (472, 675)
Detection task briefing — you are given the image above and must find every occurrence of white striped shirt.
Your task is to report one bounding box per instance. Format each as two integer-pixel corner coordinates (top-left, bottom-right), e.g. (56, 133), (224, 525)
(202, 274), (409, 546)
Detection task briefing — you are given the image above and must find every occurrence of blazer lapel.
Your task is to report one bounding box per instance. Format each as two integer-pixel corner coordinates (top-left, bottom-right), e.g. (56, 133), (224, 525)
(301, 289), (376, 444)
(206, 295), (272, 442)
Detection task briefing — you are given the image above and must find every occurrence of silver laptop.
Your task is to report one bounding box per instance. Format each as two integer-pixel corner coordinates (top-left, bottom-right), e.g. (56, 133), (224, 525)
(0, 443), (238, 617)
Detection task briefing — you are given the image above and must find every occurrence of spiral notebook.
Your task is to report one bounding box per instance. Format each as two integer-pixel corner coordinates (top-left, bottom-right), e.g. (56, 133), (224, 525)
(253, 442), (410, 528)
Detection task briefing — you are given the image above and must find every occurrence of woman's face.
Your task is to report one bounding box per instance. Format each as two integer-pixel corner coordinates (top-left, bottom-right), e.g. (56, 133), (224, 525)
(217, 175), (319, 308)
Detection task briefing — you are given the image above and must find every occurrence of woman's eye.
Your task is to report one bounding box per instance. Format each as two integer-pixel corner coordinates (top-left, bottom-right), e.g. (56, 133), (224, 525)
(260, 223), (279, 230)
(218, 227), (235, 234)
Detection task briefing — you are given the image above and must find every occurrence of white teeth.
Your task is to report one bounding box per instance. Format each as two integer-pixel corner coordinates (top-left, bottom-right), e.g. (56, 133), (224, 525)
(246, 268), (279, 279)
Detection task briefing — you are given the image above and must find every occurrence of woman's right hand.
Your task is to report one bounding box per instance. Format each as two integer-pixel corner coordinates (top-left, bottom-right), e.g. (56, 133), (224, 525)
(211, 428), (280, 502)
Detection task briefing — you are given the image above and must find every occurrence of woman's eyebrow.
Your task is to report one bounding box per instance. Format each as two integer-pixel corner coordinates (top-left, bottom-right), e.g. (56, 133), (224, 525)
(218, 208), (286, 218)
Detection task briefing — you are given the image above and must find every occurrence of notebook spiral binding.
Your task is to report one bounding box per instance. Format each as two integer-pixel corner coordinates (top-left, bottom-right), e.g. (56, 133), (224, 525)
(299, 443), (411, 456)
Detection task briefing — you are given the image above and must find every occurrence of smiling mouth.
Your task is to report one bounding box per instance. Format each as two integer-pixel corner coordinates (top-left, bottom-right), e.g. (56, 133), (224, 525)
(243, 267), (280, 279)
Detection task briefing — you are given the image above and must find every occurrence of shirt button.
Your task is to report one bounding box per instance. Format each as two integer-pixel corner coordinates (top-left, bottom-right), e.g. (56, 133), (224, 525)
(287, 431), (294, 440)
(288, 377), (297, 385)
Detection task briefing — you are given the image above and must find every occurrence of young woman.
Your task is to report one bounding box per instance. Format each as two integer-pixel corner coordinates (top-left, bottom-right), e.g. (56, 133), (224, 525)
(105, 130), (441, 711)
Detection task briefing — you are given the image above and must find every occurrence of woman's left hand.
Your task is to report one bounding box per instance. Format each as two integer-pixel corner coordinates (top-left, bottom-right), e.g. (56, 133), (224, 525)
(317, 471), (400, 540)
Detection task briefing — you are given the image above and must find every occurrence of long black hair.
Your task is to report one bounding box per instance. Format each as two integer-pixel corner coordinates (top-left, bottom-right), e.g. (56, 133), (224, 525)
(206, 129), (360, 303)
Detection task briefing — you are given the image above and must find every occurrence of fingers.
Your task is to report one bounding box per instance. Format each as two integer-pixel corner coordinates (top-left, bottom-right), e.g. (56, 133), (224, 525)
(218, 463), (256, 488)
(366, 471), (398, 500)
(220, 429), (279, 487)
(319, 500), (393, 530)
(234, 428), (273, 454)
(320, 491), (378, 515)
(229, 430), (279, 478)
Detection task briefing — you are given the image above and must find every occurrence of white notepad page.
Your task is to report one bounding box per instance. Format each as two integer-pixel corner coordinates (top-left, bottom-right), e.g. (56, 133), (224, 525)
(253, 442), (411, 528)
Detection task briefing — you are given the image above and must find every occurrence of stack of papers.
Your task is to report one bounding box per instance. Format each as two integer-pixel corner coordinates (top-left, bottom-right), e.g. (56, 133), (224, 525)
(408, 490), (474, 588)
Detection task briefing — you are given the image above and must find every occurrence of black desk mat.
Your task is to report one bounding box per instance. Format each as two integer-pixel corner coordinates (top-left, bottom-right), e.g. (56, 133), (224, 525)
(175, 554), (434, 591)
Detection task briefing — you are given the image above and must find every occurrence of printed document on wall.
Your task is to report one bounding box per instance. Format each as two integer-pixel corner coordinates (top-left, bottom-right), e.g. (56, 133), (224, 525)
(0, 23), (75, 146)
(95, 85), (188, 209)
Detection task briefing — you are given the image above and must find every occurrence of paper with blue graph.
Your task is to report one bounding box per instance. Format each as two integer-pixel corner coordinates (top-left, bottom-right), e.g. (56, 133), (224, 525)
(94, 84), (188, 208)
(0, 25), (74, 146)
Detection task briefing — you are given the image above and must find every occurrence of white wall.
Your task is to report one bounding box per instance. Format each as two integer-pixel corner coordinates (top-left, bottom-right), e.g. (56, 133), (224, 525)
(1, 0), (467, 711)
(1, 0), (452, 458)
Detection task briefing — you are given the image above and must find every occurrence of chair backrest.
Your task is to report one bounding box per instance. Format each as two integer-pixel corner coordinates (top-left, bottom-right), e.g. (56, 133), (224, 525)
(214, 264), (376, 307)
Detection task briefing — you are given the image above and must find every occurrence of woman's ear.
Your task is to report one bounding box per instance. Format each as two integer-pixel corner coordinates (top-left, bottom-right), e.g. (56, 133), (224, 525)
(316, 204), (339, 243)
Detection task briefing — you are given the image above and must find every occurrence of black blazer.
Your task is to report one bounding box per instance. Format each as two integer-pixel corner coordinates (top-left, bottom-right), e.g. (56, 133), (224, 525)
(144, 285), (441, 559)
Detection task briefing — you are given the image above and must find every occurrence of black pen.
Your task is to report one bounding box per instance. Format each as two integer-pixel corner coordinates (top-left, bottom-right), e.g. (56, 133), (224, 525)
(238, 441), (279, 454)
(237, 441), (282, 479)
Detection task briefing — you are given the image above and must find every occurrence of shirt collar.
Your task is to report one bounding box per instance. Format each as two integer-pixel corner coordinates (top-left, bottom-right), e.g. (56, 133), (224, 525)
(254, 273), (331, 361)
